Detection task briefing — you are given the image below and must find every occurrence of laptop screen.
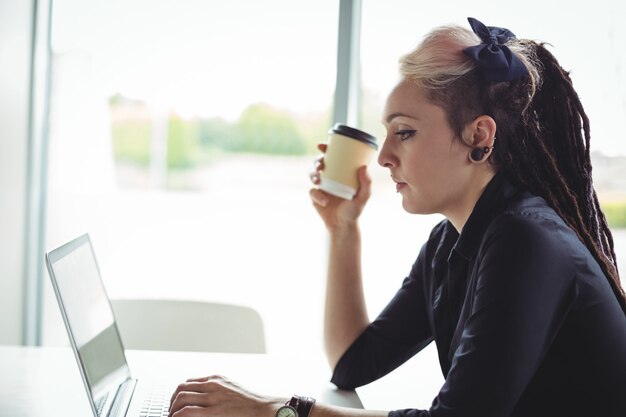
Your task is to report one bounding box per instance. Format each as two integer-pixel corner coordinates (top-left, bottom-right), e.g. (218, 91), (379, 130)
(46, 234), (131, 397)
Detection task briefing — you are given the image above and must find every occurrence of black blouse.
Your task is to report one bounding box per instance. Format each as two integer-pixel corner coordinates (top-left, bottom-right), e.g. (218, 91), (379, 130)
(331, 173), (626, 416)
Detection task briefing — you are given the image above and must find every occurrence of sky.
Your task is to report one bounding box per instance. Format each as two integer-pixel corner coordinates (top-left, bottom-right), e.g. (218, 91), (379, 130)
(52, 0), (339, 119)
(52, 0), (626, 155)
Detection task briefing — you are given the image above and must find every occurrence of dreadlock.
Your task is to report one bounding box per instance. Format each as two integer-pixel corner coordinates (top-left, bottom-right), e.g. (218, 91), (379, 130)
(399, 27), (626, 313)
(489, 42), (625, 313)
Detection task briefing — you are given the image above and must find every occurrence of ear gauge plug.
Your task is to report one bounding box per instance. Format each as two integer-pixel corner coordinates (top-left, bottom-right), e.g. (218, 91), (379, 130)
(470, 146), (492, 162)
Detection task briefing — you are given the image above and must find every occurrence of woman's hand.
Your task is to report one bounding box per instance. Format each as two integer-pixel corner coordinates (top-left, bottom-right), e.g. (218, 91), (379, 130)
(168, 375), (282, 417)
(309, 143), (373, 233)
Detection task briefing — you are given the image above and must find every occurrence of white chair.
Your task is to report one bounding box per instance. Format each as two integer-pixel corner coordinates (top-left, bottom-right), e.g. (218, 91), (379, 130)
(110, 299), (266, 353)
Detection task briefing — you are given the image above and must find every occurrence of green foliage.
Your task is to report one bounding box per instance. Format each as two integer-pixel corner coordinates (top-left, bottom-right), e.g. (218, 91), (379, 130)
(197, 108), (330, 156)
(111, 119), (151, 166)
(234, 103), (308, 155)
(167, 114), (199, 169)
(110, 97), (327, 180)
(197, 117), (240, 151)
(601, 201), (626, 229)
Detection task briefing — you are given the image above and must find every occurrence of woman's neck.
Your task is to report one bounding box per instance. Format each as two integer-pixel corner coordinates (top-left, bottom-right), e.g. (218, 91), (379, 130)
(445, 170), (496, 233)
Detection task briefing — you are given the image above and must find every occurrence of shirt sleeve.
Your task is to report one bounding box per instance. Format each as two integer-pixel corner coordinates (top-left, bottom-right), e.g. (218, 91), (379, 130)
(393, 213), (579, 417)
(331, 246), (433, 390)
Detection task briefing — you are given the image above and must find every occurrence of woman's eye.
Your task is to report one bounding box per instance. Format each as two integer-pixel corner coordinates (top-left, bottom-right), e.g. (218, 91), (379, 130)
(395, 129), (417, 141)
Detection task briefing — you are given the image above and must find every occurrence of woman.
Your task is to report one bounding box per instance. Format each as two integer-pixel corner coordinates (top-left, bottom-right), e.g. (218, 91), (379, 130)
(168, 18), (626, 417)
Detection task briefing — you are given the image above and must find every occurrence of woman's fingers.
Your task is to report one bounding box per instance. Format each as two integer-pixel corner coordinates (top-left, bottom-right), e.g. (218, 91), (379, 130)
(310, 143), (327, 184)
(169, 391), (213, 415)
(309, 155), (325, 185)
(310, 188), (330, 207)
(169, 378), (227, 417)
(169, 405), (206, 417)
(185, 375), (228, 383)
(310, 167), (372, 218)
(185, 376), (209, 383)
(168, 375), (277, 417)
(170, 376), (224, 405)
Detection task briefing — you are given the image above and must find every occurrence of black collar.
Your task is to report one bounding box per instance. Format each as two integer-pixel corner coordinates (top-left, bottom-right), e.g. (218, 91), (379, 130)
(449, 173), (520, 262)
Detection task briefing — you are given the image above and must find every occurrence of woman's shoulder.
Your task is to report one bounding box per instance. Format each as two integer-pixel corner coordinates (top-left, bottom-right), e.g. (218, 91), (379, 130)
(484, 191), (585, 260)
(508, 189), (559, 212)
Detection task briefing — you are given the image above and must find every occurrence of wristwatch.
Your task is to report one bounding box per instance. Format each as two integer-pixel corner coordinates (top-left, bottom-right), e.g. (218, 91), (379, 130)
(275, 395), (316, 417)
(275, 404), (298, 417)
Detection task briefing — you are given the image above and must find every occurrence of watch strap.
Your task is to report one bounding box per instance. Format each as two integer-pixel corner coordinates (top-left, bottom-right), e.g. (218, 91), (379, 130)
(288, 395), (316, 417)
(300, 396), (316, 417)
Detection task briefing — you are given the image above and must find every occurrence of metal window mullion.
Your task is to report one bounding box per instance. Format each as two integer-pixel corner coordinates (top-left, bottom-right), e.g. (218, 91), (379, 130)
(23, 0), (52, 346)
(333, 0), (362, 127)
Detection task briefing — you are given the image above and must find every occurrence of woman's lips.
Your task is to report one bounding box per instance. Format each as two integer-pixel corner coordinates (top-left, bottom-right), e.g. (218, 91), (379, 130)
(393, 178), (407, 192)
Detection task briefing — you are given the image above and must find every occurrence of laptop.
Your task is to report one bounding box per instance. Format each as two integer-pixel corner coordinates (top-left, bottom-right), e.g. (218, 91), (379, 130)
(46, 233), (172, 417)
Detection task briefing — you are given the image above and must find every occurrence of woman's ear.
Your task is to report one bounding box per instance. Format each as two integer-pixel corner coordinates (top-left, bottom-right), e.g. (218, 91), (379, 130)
(461, 115), (497, 148)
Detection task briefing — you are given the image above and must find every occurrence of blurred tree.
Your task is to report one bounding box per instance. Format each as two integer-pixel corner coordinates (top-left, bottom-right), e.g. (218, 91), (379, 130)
(235, 103), (307, 154)
(111, 96), (327, 177)
(197, 117), (238, 151)
(167, 113), (199, 169)
(112, 119), (151, 166)
(110, 94), (152, 166)
(601, 201), (626, 228)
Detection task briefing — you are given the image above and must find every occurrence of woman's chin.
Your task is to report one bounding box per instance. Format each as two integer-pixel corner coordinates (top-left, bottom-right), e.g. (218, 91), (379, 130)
(402, 197), (423, 214)
(401, 198), (430, 215)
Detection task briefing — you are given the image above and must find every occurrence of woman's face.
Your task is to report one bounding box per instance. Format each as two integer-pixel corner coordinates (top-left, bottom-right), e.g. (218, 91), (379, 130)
(378, 79), (476, 216)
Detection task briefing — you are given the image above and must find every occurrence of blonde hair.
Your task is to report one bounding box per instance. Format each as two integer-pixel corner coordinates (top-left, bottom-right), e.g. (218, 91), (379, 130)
(399, 24), (541, 100)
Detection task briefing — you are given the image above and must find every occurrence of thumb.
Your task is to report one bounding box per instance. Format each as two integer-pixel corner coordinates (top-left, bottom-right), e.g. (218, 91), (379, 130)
(353, 165), (372, 204)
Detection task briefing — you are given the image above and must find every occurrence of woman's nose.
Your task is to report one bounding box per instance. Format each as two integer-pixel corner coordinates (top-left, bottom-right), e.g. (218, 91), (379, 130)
(377, 139), (396, 168)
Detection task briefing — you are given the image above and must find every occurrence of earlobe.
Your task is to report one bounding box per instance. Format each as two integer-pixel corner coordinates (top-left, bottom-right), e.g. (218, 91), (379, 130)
(469, 146), (492, 162)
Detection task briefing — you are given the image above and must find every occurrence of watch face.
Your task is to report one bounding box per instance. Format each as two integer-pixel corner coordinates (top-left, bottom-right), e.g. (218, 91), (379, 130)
(276, 405), (298, 417)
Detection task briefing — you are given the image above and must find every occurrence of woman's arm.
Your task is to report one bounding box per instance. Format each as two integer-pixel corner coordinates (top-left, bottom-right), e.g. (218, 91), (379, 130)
(323, 220), (369, 369)
(311, 403), (387, 417)
(310, 162), (373, 369)
(167, 375), (389, 417)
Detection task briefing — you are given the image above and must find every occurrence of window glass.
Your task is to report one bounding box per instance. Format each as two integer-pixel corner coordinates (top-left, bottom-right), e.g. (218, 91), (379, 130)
(43, 0), (338, 359)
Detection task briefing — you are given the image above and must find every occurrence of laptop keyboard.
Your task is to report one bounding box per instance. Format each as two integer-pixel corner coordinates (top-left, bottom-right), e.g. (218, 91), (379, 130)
(139, 384), (171, 417)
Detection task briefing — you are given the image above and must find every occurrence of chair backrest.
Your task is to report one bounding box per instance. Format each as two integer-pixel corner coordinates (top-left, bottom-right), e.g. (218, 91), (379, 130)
(110, 299), (266, 353)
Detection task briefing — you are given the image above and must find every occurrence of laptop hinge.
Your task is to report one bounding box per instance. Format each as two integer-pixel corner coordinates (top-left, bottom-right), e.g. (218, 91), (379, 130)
(108, 378), (137, 417)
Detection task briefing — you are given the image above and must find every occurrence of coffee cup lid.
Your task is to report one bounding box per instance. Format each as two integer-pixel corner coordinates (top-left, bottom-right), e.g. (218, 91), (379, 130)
(330, 123), (378, 150)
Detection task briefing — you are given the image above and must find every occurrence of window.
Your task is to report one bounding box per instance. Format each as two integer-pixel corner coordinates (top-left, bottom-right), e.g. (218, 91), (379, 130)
(40, 0), (626, 394)
(42, 0), (339, 359)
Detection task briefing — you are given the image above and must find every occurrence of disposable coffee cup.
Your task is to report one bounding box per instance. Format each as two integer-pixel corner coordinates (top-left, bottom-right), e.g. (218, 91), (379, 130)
(319, 123), (378, 200)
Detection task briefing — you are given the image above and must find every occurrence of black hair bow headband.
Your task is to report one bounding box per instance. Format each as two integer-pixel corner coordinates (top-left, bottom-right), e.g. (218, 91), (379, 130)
(463, 17), (528, 82)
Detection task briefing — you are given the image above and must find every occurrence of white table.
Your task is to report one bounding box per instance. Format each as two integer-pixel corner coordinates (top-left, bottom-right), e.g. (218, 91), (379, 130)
(0, 345), (362, 416)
